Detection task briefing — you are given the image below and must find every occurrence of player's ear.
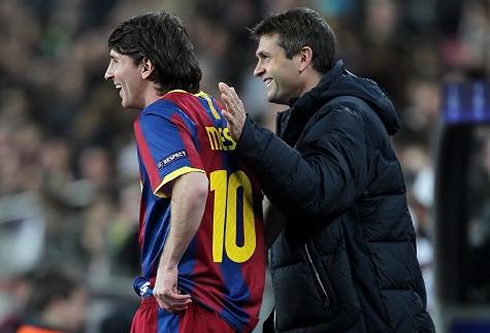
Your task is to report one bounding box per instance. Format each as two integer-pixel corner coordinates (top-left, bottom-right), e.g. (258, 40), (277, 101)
(297, 46), (313, 73)
(141, 58), (154, 79)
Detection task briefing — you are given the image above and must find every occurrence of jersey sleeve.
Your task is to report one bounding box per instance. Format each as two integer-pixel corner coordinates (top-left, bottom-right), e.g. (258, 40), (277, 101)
(134, 109), (204, 198)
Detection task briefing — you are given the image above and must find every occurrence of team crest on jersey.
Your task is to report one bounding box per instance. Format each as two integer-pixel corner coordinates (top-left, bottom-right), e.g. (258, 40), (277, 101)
(158, 150), (187, 170)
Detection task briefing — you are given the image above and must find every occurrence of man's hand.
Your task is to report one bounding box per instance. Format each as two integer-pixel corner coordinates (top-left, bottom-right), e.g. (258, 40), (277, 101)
(153, 265), (192, 312)
(153, 172), (207, 313)
(219, 82), (247, 142)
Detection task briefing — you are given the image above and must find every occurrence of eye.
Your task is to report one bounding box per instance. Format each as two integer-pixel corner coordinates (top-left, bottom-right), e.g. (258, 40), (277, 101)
(258, 54), (270, 62)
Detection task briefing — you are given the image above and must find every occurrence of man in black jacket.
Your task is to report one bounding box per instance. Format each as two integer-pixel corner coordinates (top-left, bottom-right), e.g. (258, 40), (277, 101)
(219, 7), (435, 333)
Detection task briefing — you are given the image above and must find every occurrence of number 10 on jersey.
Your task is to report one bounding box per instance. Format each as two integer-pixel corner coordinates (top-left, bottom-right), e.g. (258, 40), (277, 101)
(210, 170), (256, 263)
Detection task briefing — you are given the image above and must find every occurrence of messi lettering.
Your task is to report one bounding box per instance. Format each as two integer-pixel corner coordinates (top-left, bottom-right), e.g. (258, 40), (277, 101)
(205, 127), (236, 151)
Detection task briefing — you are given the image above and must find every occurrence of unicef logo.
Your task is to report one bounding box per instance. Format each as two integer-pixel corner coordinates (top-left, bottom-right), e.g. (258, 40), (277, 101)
(157, 161), (164, 170)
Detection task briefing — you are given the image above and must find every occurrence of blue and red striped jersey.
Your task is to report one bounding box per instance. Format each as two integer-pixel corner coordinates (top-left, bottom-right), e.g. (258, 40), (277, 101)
(132, 90), (265, 332)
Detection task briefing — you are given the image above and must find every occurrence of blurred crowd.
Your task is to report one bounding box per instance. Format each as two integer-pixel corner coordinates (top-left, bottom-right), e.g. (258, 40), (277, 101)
(0, 0), (489, 332)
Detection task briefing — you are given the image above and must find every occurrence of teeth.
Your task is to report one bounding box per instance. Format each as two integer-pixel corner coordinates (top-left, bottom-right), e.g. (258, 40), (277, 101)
(115, 84), (122, 89)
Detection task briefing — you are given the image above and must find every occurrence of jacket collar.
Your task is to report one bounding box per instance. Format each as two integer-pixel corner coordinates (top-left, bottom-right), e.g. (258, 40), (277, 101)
(281, 60), (344, 146)
(290, 60), (344, 113)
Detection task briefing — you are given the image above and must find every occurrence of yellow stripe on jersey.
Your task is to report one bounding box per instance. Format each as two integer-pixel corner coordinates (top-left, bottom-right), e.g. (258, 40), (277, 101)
(195, 91), (221, 120)
(154, 167), (206, 198)
(163, 89), (188, 96)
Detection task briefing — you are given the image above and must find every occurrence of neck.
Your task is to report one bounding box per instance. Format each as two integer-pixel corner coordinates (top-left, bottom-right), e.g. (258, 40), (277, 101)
(298, 69), (323, 98)
(142, 82), (162, 108)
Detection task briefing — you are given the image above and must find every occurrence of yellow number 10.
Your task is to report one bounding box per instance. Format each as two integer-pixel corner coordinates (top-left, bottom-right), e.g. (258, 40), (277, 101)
(210, 170), (256, 263)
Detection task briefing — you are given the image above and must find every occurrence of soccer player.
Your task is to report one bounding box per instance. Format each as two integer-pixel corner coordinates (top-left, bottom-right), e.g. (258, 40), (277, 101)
(104, 11), (265, 333)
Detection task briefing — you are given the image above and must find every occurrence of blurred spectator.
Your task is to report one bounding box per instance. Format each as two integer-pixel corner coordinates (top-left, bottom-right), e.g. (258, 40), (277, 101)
(16, 269), (88, 333)
(0, 271), (35, 333)
(410, 165), (436, 315)
(465, 130), (490, 302)
(77, 146), (115, 194)
(1, 0), (489, 331)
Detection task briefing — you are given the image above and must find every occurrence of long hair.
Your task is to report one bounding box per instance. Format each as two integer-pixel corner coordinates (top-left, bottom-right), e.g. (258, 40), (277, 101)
(108, 11), (202, 94)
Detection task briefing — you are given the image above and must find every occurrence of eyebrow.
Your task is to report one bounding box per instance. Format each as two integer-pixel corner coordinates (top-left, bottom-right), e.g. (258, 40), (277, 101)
(109, 52), (120, 60)
(257, 51), (270, 57)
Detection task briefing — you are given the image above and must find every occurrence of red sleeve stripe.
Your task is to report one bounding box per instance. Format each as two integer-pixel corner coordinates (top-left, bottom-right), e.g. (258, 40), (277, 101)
(170, 113), (204, 169)
(138, 189), (146, 250)
(134, 116), (161, 192)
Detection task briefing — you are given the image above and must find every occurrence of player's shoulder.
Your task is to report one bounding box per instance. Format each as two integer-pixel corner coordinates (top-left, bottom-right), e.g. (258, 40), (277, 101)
(194, 91), (223, 108)
(143, 98), (179, 115)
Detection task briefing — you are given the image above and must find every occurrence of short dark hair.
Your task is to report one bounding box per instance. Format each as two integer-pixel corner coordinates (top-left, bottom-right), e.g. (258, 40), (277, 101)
(251, 7), (336, 73)
(108, 11), (201, 94)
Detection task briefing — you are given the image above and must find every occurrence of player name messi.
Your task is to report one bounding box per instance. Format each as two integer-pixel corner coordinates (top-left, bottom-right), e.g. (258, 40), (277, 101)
(205, 126), (236, 151)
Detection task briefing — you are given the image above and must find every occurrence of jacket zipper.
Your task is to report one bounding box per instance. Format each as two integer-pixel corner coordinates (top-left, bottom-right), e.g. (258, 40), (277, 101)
(304, 243), (330, 309)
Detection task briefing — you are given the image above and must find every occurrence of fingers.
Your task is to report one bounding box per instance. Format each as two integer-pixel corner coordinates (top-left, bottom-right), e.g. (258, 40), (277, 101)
(157, 299), (190, 313)
(223, 109), (237, 131)
(155, 289), (192, 313)
(219, 82), (240, 102)
(222, 109), (233, 124)
(219, 82), (246, 141)
(228, 86), (244, 108)
(219, 82), (244, 113)
(221, 93), (233, 112)
(154, 289), (192, 302)
(218, 82), (230, 95)
(221, 91), (237, 112)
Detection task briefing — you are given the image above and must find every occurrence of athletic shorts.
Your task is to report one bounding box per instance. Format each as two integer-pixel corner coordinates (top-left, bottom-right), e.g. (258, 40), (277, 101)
(130, 297), (237, 333)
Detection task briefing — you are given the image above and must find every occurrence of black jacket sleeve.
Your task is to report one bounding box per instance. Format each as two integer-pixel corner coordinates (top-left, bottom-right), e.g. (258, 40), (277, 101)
(237, 107), (369, 221)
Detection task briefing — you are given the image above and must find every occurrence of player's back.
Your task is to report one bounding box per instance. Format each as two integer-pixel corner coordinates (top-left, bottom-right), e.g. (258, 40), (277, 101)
(141, 90), (265, 332)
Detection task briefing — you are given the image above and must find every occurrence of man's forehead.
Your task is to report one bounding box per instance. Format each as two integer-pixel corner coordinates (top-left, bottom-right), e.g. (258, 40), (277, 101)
(256, 33), (281, 53)
(109, 49), (123, 58)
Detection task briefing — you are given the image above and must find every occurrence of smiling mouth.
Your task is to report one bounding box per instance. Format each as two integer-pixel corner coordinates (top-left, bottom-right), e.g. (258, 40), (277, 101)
(264, 78), (273, 87)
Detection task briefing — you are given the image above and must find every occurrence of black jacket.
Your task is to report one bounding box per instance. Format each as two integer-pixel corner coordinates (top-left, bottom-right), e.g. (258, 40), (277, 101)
(237, 61), (434, 332)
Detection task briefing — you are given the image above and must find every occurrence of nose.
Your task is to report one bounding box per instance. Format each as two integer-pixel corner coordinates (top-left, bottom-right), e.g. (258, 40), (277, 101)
(253, 61), (264, 77)
(104, 65), (113, 81)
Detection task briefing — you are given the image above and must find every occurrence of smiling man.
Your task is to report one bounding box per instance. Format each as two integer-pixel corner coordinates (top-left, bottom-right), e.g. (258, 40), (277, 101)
(220, 7), (435, 333)
(104, 11), (265, 333)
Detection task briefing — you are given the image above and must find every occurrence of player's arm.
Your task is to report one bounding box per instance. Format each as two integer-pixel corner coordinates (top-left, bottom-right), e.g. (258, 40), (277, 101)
(153, 171), (209, 312)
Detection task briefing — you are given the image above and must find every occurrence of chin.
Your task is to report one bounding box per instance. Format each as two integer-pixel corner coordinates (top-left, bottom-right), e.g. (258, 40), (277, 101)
(123, 102), (143, 110)
(121, 99), (133, 109)
(268, 96), (286, 105)
(266, 90), (284, 105)
(266, 93), (277, 103)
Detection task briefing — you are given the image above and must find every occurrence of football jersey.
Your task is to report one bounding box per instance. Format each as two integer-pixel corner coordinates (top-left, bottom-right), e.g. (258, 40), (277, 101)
(132, 90), (265, 332)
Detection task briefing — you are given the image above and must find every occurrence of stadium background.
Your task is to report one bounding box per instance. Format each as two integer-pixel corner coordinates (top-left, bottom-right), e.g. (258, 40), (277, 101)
(0, 0), (488, 332)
